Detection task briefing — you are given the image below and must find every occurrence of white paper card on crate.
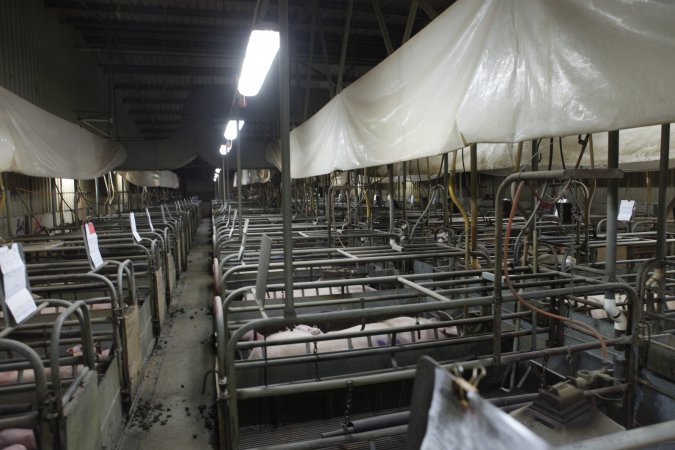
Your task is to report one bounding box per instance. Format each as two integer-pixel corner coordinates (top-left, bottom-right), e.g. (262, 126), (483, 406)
(421, 367), (549, 450)
(145, 208), (155, 232)
(617, 200), (635, 221)
(130, 212), (142, 243)
(85, 223), (104, 269)
(0, 244), (36, 323)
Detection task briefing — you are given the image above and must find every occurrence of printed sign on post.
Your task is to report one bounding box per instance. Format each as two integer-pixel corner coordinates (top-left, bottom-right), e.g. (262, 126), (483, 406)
(84, 222), (104, 269)
(130, 212), (142, 243)
(0, 244), (37, 323)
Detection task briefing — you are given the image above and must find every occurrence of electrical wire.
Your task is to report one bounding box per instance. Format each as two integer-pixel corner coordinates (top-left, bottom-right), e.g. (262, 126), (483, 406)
(503, 181), (609, 365)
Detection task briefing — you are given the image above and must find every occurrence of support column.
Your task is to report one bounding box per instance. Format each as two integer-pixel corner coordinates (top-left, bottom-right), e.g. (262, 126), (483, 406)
(221, 157), (226, 203)
(95, 177), (100, 216)
(388, 163), (395, 233)
(605, 131), (619, 286)
(51, 178), (58, 229)
(656, 124), (670, 264)
(279, 0), (295, 318)
(236, 120), (242, 237)
(3, 173), (12, 237)
(470, 144), (478, 265)
(442, 153), (449, 228)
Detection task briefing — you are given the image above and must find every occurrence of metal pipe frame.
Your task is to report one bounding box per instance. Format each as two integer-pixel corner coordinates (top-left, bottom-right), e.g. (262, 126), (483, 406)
(556, 418), (675, 450)
(223, 280), (636, 449)
(224, 325), (631, 449)
(260, 384), (630, 449)
(0, 338), (53, 450)
(219, 249), (467, 296)
(492, 168), (624, 365)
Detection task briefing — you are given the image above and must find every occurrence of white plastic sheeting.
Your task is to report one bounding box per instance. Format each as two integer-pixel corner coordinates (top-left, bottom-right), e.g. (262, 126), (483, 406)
(120, 171), (180, 189)
(233, 169), (272, 187)
(370, 126), (675, 178)
(0, 86), (126, 179)
(289, 0), (675, 178)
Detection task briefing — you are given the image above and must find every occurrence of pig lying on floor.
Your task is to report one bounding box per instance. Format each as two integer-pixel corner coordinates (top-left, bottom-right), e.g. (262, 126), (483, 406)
(247, 317), (457, 359)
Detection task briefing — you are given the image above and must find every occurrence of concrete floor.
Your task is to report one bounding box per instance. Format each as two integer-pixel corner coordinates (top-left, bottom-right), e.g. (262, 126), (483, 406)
(120, 219), (217, 450)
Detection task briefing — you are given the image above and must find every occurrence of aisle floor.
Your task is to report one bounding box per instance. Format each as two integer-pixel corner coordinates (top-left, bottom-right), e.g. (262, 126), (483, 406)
(120, 219), (217, 450)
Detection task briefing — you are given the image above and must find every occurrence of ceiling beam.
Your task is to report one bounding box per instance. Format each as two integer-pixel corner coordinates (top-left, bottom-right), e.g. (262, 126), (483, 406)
(372, 0), (394, 55)
(62, 15), (402, 39)
(115, 83), (191, 92)
(139, 128), (177, 134)
(121, 98), (186, 104)
(46, 0), (253, 23)
(77, 46), (235, 60)
(127, 109), (183, 116)
(134, 120), (181, 125)
(416, 0), (439, 20)
(102, 63), (236, 76)
(46, 0), (426, 27)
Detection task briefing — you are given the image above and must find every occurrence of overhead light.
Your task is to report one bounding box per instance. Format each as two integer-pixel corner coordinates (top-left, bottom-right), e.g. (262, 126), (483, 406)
(237, 29), (280, 97)
(219, 141), (233, 155)
(215, 168), (222, 174)
(224, 120), (244, 141)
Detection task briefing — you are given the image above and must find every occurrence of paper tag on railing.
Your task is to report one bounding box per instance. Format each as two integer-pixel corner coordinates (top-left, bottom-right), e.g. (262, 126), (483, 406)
(421, 366), (548, 450)
(130, 212), (142, 243)
(0, 244), (36, 324)
(145, 208), (155, 232)
(617, 200), (635, 221)
(84, 222), (104, 270)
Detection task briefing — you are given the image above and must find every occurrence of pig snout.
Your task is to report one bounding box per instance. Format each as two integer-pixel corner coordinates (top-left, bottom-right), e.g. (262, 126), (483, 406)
(0, 428), (36, 450)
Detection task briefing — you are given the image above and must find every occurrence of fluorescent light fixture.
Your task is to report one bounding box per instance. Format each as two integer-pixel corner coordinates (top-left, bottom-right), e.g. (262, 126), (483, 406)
(215, 168), (222, 174)
(224, 120), (245, 141)
(237, 29), (280, 97)
(219, 141), (233, 155)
